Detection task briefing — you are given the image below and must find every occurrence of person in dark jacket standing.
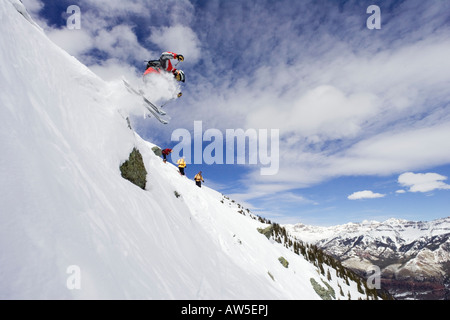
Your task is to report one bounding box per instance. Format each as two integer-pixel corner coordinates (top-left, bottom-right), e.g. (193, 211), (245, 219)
(161, 148), (172, 163)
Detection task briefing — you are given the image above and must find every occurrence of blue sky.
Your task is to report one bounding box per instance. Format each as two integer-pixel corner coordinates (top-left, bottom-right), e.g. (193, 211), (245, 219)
(24, 0), (450, 225)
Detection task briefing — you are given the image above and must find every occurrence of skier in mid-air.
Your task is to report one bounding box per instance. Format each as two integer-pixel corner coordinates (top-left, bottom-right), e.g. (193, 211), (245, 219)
(144, 52), (185, 83)
(122, 51), (185, 124)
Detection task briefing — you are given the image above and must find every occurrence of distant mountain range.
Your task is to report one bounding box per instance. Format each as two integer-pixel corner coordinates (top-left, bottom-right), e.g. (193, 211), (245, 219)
(285, 217), (450, 300)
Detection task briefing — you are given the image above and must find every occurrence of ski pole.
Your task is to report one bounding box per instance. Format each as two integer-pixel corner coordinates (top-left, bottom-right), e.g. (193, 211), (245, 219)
(160, 93), (182, 108)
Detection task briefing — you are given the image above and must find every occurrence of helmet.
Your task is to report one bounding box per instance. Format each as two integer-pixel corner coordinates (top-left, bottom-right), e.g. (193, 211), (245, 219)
(174, 70), (185, 82)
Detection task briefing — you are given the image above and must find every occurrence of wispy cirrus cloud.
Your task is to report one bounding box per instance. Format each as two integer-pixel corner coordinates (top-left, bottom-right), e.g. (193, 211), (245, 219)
(199, 1), (450, 201)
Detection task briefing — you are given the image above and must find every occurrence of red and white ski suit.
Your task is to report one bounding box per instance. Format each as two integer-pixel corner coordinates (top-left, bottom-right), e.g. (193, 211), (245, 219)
(144, 52), (181, 76)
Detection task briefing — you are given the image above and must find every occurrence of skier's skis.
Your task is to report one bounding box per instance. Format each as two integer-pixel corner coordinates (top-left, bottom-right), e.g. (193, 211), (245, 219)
(123, 80), (166, 116)
(144, 105), (169, 124)
(123, 80), (169, 125)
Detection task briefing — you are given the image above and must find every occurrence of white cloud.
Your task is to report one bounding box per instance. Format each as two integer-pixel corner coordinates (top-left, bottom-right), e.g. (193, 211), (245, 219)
(47, 28), (94, 57)
(81, 0), (195, 24)
(246, 84), (380, 140)
(21, 0), (43, 15)
(329, 121), (450, 176)
(88, 58), (140, 82)
(348, 190), (386, 200)
(80, 0), (149, 16)
(398, 172), (450, 193)
(35, 3), (156, 81)
(149, 25), (202, 63)
(237, 118), (450, 199)
(94, 25), (151, 62)
(35, 0), (198, 82)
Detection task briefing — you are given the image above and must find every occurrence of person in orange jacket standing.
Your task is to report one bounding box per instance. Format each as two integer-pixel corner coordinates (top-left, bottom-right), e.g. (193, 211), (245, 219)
(194, 171), (204, 188)
(176, 157), (187, 176)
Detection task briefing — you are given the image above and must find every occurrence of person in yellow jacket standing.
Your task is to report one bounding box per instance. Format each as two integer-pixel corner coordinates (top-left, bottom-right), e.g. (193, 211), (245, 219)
(176, 157), (186, 176)
(194, 171), (204, 188)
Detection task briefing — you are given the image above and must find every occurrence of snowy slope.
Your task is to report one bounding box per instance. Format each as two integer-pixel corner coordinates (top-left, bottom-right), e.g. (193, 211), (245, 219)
(0, 1), (370, 300)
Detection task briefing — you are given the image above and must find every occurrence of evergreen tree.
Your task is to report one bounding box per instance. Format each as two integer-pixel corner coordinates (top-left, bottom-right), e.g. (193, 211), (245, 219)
(338, 283), (344, 297)
(357, 278), (365, 294)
